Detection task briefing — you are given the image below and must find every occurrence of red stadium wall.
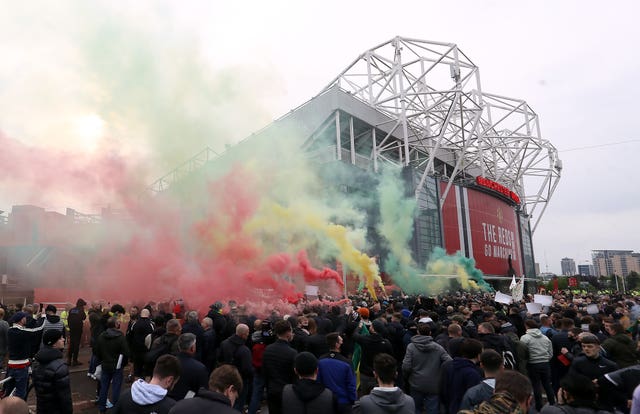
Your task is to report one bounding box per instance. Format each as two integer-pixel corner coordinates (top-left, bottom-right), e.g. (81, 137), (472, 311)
(441, 182), (523, 277)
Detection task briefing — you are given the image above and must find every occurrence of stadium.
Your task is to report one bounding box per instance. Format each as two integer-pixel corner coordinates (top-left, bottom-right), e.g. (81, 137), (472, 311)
(0, 37), (562, 302)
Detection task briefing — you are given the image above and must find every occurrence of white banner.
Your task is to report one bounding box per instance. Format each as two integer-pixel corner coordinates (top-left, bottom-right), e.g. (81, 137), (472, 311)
(305, 285), (319, 296)
(494, 291), (513, 304)
(526, 303), (543, 314)
(533, 294), (553, 306)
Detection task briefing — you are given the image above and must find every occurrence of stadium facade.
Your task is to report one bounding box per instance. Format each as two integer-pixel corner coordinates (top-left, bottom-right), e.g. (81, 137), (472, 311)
(151, 37), (562, 289)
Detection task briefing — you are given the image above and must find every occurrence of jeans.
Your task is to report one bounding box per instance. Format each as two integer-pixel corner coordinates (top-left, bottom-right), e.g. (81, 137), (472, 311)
(410, 390), (439, 414)
(248, 374), (265, 414)
(528, 362), (555, 410)
(6, 366), (29, 400)
(99, 368), (123, 412)
(89, 354), (99, 374)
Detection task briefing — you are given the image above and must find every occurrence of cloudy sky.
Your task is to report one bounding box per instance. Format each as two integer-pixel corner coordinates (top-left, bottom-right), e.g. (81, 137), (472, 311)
(1, 0), (639, 274)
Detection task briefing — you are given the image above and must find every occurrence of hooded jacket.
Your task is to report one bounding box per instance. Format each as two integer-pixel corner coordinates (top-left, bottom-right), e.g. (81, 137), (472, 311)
(353, 387), (415, 414)
(402, 335), (451, 394)
(318, 351), (357, 405)
(33, 346), (72, 414)
(40, 314), (65, 349)
(520, 328), (553, 364)
(95, 327), (130, 372)
(282, 378), (336, 414)
(114, 379), (176, 414)
(441, 357), (483, 414)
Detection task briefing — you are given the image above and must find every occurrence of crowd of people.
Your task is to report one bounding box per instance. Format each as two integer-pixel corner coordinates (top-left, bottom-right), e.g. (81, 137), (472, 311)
(0, 290), (638, 414)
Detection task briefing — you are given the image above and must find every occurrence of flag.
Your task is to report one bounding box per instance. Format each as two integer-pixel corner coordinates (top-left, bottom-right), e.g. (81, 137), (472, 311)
(511, 275), (525, 302)
(509, 275), (517, 290)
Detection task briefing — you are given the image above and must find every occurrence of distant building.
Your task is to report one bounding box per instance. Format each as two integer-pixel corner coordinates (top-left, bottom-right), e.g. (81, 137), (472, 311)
(591, 250), (640, 276)
(577, 264), (593, 277)
(561, 257), (576, 276)
(535, 262), (540, 276)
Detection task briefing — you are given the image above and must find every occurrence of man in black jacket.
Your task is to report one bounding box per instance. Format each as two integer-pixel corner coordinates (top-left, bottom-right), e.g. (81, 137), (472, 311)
(33, 329), (72, 414)
(283, 352), (336, 414)
(168, 364), (242, 414)
(95, 316), (130, 413)
(219, 323), (253, 411)
(353, 319), (393, 395)
(263, 319), (298, 414)
(66, 298), (87, 366)
(167, 333), (208, 401)
(130, 308), (155, 380)
(7, 311), (45, 399)
(115, 354), (181, 414)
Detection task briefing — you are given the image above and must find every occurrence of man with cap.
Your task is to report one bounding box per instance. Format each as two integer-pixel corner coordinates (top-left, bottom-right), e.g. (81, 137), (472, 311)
(7, 311), (45, 399)
(33, 329), (72, 414)
(282, 351), (337, 414)
(67, 298), (87, 366)
(207, 301), (229, 348)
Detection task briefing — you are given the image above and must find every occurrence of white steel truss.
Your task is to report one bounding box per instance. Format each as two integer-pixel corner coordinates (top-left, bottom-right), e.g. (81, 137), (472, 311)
(321, 36), (561, 233)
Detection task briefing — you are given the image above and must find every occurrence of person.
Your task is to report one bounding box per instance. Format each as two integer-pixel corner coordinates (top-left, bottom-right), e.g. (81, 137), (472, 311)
(201, 316), (217, 372)
(0, 308), (9, 372)
(39, 304), (66, 349)
(168, 364), (243, 414)
(402, 320), (451, 414)
(541, 373), (610, 414)
(353, 319), (393, 395)
(520, 319), (555, 411)
(459, 349), (505, 410)
(353, 353), (414, 414)
(631, 384), (640, 414)
(95, 316), (130, 413)
(114, 354), (182, 414)
(66, 298), (87, 366)
(458, 370), (533, 414)
(218, 323), (253, 411)
(7, 311), (44, 399)
(181, 311), (205, 362)
(440, 338), (483, 414)
(263, 319), (298, 414)
(551, 318), (576, 391)
(33, 329), (72, 414)
(283, 351), (337, 414)
(602, 322), (640, 368)
(568, 334), (618, 380)
(145, 319), (182, 376)
(248, 319), (270, 414)
(167, 333), (209, 401)
(130, 308), (155, 380)
(318, 332), (357, 414)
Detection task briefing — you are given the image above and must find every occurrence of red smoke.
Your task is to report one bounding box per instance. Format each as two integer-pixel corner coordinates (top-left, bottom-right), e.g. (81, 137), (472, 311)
(2, 132), (345, 314)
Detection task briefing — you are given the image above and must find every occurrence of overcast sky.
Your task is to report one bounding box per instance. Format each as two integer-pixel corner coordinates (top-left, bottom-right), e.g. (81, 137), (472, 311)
(1, 0), (639, 274)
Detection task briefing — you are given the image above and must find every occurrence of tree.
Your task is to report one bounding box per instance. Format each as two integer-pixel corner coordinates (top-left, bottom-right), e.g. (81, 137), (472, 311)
(627, 271), (640, 291)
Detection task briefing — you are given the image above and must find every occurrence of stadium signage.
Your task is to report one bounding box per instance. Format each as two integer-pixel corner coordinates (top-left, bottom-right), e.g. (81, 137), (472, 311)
(475, 176), (521, 204)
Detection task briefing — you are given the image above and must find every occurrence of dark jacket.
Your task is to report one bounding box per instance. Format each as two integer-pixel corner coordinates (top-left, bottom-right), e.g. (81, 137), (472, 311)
(131, 317), (154, 353)
(540, 403), (612, 414)
(353, 387), (414, 414)
(202, 328), (216, 372)
(402, 335), (451, 394)
(602, 333), (640, 368)
(67, 306), (86, 332)
(263, 339), (298, 397)
(353, 332), (393, 377)
(181, 321), (205, 361)
(33, 346), (72, 414)
(168, 388), (236, 414)
(115, 379), (176, 414)
(282, 379), (337, 414)
(95, 328), (130, 372)
(167, 353), (209, 401)
(317, 352), (357, 405)
(306, 334), (330, 358)
(8, 323), (44, 364)
(459, 380), (494, 410)
(219, 334), (253, 378)
(569, 354), (618, 380)
(441, 357), (483, 414)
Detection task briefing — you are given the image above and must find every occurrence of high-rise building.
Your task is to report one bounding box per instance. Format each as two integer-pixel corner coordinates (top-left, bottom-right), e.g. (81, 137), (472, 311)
(577, 264), (592, 276)
(561, 257), (576, 276)
(591, 250), (640, 276)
